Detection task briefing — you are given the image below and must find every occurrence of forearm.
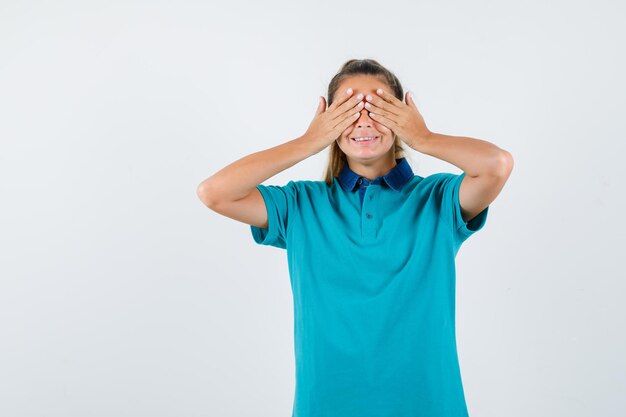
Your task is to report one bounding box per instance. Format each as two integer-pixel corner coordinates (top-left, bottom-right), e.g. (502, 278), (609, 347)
(197, 134), (320, 204)
(411, 131), (512, 177)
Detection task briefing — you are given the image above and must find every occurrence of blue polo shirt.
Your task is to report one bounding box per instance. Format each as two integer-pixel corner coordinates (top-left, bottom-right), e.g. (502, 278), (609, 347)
(250, 157), (489, 417)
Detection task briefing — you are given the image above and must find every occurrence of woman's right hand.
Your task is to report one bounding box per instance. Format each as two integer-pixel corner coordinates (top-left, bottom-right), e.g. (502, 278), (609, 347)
(303, 88), (365, 151)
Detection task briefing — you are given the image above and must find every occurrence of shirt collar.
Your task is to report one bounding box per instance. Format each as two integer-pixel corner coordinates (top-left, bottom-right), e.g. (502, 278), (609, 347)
(336, 157), (414, 192)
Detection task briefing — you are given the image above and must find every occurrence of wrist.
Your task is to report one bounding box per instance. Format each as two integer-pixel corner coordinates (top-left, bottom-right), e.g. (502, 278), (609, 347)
(408, 130), (433, 152)
(296, 133), (326, 157)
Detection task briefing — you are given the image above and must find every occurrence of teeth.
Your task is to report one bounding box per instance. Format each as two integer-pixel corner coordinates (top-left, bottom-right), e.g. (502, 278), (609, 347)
(353, 136), (377, 142)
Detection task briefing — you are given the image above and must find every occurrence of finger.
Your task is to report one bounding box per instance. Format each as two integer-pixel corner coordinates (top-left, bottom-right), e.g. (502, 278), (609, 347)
(376, 88), (404, 107)
(332, 92), (364, 120)
(365, 90), (401, 117)
(365, 101), (400, 124)
(368, 111), (396, 130)
(328, 87), (355, 112)
(406, 91), (417, 110)
(316, 96), (326, 115)
(331, 95), (364, 124)
(334, 107), (362, 131)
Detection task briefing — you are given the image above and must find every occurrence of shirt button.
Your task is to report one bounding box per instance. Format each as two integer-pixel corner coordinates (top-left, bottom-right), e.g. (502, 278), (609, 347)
(366, 213), (373, 219)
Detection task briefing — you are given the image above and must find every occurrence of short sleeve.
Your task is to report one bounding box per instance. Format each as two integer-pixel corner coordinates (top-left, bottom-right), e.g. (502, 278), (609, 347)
(250, 180), (299, 249)
(438, 172), (489, 243)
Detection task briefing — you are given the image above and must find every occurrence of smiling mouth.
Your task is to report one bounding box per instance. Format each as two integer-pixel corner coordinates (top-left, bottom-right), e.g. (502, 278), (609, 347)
(351, 136), (380, 143)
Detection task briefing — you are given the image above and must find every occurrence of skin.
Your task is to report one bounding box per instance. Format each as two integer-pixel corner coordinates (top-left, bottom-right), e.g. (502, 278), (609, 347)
(332, 75), (404, 181)
(198, 73), (513, 230)
(330, 74), (514, 223)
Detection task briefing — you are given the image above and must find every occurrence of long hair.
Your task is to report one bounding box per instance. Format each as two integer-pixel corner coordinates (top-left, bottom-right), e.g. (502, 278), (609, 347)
(323, 59), (409, 185)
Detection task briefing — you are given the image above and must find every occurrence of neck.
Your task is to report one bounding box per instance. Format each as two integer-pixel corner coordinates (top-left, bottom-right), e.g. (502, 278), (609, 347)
(346, 153), (398, 181)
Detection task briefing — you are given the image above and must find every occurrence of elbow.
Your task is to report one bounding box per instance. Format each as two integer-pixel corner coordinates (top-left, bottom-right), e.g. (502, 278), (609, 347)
(501, 150), (514, 175)
(490, 150), (514, 178)
(196, 180), (218, 208)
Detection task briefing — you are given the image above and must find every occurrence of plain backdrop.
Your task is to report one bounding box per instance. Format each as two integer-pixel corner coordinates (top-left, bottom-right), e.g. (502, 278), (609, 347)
(1, 1), (625, 416)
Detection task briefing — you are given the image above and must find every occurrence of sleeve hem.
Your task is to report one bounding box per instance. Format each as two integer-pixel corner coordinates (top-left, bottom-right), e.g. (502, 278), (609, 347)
(250, 185), (280, 246)
(452, 172), (489, 237)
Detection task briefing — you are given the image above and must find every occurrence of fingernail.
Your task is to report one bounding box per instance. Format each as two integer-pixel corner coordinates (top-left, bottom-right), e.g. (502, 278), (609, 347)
(377, 88), (383, 95)
(346, 88), (353, 95)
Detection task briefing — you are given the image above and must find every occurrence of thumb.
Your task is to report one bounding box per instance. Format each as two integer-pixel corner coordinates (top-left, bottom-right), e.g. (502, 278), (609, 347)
(316, 96), (326, 115)
(406, 91), (417, 110)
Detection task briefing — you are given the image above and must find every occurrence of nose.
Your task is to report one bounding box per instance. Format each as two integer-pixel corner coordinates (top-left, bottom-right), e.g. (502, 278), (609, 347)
(356, 109), (373, 127)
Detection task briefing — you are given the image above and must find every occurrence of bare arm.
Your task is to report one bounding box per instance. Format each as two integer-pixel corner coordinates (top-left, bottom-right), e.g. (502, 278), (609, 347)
(362, 88), (513, 223)
(196, 87), (365, 228)
(196, 136), (321, 228)
(197, 135), (320, 204)
(412, 132), (513, 222)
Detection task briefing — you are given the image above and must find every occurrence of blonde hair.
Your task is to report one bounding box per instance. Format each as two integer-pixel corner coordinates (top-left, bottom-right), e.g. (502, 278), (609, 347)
(323, 58), (409, 186)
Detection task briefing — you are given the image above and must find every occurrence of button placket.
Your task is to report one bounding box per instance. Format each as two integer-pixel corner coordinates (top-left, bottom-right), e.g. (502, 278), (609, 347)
(361, 185), (377, 239)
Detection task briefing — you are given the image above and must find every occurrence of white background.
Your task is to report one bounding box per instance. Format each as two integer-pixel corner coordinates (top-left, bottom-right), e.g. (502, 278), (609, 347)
(1, 0), (624, 416)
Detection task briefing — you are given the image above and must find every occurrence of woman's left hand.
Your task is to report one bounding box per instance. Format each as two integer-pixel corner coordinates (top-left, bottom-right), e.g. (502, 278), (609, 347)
(364, 89), (432, 150)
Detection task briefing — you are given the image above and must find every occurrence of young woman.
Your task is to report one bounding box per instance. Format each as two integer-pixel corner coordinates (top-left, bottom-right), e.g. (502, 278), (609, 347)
(197, 59), (513, 417)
